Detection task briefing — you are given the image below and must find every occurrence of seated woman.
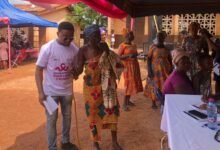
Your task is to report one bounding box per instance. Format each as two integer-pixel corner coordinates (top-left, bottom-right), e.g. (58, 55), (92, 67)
(163, 49), (194, 95)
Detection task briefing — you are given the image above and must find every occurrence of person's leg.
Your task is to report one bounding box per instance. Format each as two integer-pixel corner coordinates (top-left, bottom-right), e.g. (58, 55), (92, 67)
(2, 60), (8, 69)
(0, 61), (3, 69)
(127, 96), (135, 106)
(60, 95), (72, 143)
(152, 100), (157, 109)
(123, 95), (130, 111)
(60, 95), (78, 149)
(46, 96), (59, 150)
(111, 131), (122, 150)
(93, 142), (101, 150)
(215, 81), (220, 95)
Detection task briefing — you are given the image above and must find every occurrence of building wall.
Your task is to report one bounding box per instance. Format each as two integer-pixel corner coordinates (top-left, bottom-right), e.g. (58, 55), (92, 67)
(107, 18), (126, 48)
(109, 14), (220, 50)
(38, 8), (70, 45)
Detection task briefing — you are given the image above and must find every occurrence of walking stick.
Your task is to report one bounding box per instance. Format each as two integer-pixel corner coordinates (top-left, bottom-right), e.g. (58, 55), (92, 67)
(73, 95), (81, 150)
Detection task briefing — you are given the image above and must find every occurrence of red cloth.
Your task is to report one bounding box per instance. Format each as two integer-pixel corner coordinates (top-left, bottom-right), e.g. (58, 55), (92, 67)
(28, 0), (127, 18)
(0, 17), (9, 24)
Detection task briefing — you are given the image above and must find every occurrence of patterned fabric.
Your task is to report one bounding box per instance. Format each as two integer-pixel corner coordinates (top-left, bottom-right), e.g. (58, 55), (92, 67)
(145, 44), (172, 101)
(192, 71), (211, 95)
(83, 55), (120, 142)
(99, 50), (124, 109)
(118, 43), (143, 95)
(182, 36), (207, 77)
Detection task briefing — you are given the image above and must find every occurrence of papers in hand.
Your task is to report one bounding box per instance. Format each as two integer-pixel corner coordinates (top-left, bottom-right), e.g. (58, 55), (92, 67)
(43, 96), (58, 115)
(214, 63), (220, 76)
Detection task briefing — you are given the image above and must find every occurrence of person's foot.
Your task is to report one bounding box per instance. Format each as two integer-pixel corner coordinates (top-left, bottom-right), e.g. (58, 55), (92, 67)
(61, 142), (78, 150)
(93, 142), (101, 150)
(112, 142), (123, 150)
(123, 104), (130, 111)
(151, 103), (158, 109)
(128, 100), (135, 106)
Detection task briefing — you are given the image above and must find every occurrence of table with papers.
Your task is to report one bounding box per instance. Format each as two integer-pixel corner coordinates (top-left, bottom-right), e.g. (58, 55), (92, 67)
(161, 94), (220, 150)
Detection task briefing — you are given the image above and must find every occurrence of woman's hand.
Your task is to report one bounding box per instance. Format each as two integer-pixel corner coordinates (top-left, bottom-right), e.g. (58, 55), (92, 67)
(148, 71), (154, 79)
(98, 42), (110, 54)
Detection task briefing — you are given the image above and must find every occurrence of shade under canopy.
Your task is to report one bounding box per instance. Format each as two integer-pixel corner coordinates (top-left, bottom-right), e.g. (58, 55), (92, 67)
(108, 0), (220, 17)
(27, 0), (127, 19)
(0, 0), (57, 27)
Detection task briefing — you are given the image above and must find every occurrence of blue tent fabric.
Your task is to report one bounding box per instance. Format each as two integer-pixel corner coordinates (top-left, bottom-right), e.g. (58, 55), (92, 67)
(0, 0), (57, 27)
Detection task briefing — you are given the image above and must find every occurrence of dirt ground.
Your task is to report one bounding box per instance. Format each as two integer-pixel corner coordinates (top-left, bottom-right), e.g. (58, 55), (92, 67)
(0, 61), (163, 150)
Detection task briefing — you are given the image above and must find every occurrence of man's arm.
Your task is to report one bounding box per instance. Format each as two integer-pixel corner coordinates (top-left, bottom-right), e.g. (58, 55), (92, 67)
(35, 65), (46, 106)
(74, 47), (85, 77)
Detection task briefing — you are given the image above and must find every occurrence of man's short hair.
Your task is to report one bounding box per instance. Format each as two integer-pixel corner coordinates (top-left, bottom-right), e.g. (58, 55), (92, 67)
(58, 22), (74, 32)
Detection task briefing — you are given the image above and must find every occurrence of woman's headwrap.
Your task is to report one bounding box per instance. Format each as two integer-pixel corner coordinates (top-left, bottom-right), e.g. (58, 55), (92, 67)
(84, 24), (100, 41)
(100, 27), (107, 34)
(172, 48), (189, 65)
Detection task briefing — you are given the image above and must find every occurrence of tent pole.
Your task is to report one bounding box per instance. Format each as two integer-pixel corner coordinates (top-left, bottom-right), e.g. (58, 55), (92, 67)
(153, 15), (159, 33)
(7, 23), (11, 69)
(130, 17), (134, 31)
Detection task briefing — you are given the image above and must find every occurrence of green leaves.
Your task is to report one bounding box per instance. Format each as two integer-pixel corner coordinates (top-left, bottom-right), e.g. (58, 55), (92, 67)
(67, 3), (107, 30)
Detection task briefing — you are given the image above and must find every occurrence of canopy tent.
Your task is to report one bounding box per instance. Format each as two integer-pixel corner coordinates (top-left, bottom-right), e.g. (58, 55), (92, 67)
(108, 0), (220, 17)
(27, 0), (127, 19)
(26, 0), (220, 18)
(0, 0), (58, 69)
(0, 0), (58, 27)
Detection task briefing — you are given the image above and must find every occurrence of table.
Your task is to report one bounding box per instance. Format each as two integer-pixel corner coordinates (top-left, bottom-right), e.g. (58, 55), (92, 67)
(25, 48), (38, 58)
(161, 94), (220, 150)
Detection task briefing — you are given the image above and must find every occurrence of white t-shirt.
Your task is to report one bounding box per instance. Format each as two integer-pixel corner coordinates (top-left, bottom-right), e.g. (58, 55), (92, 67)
(36, 40), (78, 96)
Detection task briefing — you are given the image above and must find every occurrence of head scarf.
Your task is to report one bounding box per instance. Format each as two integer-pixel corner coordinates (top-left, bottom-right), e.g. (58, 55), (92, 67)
(172, 48), (189, 65)
(84, 24), (100, 41)
(100, 27), (107, 34)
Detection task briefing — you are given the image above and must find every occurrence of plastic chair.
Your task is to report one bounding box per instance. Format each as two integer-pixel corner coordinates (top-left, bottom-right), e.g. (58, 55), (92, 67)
(11, 49), (27, 67)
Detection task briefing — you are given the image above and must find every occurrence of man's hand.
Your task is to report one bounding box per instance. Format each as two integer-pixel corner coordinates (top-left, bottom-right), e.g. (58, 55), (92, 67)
(38, 92), (46, 107)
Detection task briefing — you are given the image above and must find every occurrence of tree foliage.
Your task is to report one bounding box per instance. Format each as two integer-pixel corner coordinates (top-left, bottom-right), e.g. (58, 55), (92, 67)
(67, 3), (107, 30)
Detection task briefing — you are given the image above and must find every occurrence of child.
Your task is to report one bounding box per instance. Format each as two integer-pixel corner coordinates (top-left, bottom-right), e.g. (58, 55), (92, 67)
(192, 54), (213, 95)
(0, 37), (8, 69)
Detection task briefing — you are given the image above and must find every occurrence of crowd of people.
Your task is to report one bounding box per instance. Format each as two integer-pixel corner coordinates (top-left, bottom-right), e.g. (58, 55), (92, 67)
(0, 30), (30, 70)
(35, 21), (220, 150)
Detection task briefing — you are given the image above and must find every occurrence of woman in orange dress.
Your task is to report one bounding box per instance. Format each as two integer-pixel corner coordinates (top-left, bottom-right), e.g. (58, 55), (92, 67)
(146, 31), (172, 109)
(118, 31), (143, 111)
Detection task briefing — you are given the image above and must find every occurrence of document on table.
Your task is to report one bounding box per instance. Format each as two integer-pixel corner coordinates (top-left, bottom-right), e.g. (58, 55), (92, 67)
(43, 96), (58, 115)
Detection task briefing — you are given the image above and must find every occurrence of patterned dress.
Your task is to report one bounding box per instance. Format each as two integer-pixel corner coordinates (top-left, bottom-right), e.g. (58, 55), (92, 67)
(83, 55), (120, 142)
(182, 36), (208, 77)
(118, 43), (143, 95)
(145, 44), (172, 101)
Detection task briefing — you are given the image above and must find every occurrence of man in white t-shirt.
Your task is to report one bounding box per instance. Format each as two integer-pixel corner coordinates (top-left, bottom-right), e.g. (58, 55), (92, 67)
(35, 22), (78, 150)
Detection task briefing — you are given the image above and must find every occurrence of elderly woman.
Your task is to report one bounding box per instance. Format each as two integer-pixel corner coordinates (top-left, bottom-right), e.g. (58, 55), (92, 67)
(118, 31), (143, 111)
(182, 22), (208, 78)
(75, 25), (123, 150)
(146, 31), (172, 108)
(163, 49), (194, 94)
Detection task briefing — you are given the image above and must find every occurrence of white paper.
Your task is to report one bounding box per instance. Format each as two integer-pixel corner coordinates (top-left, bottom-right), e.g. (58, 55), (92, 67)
(43, 96), (58, 115)
(214, 63), (220, 76)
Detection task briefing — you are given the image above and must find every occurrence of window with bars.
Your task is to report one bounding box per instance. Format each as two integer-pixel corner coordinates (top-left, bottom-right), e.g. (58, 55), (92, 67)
(162, 14), (216, 35)
(178, 14), (216, 35)
(162, 15), (173, 35)
(33, 27), (39, 48)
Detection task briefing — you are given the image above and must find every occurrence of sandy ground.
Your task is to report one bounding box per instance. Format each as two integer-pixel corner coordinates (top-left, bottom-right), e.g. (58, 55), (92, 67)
(0, 61), (164, 150)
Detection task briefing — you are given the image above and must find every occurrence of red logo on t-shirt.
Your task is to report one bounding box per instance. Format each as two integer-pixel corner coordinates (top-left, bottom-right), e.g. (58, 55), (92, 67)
(55, 63), (69, 71)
